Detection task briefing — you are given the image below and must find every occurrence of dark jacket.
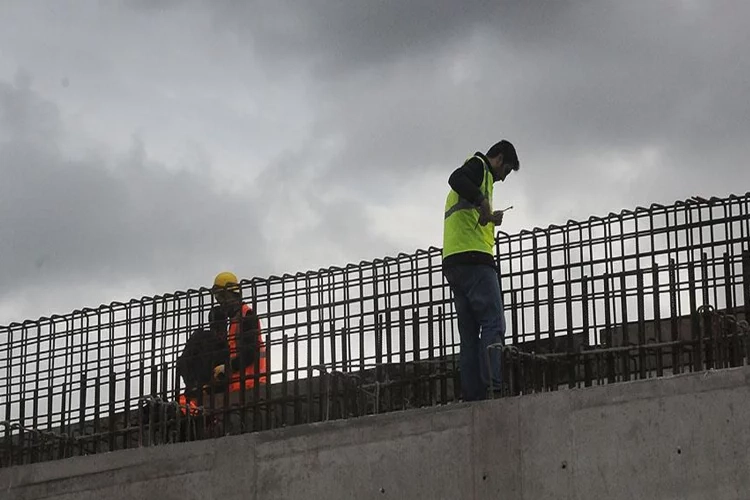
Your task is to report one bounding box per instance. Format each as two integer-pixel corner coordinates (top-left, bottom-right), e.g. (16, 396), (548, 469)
(443, 152), (497, 269)
(209, 303), (259, 372)
(177, 303), (260, 390)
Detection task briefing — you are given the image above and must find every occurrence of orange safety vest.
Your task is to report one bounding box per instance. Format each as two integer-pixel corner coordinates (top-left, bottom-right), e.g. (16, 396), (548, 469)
(177, 303), (267, 415)
(178, 393), (201, 416)
(227, 303), (267, 391)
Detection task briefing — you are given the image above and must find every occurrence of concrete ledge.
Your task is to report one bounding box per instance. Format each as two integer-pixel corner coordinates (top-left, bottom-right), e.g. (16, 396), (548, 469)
(3, 366), (750, 499)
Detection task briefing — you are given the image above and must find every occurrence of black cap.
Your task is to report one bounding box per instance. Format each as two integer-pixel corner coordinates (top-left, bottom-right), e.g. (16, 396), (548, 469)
(487, 140), (519, 170)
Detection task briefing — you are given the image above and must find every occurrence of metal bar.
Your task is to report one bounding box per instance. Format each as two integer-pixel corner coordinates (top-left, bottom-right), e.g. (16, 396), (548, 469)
(653, 264), (664, 376)
(532, 234), (541, 352)
(619, 273), (630, 382)
(701, 253), (713, 369)
(511, 290), (520, 348)
(636, 269), (647, 379)
(565, 277), (575, 389)
(603, 274), (615, 383)
(318, 310), (326, 421)
(399, 308), (406, 409)
(438, 307), (447, 404)
(582, 277), (592, 387)
(258, 279), (268, 433)
(669, 259), (680, 374)
(282, 334), (288, 425)
(306, 275), (314, 425)
(408, 308), (419, 405)
(743, 251), (750, 323)
(689, 259), (701, 372)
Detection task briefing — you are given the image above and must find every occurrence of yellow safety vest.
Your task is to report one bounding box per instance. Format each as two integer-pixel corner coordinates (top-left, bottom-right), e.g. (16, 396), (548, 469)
(442, 155), (494, 259)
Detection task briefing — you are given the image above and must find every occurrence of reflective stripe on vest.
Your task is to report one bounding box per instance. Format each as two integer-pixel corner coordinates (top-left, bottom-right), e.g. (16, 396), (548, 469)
(227, 303), (267, 391)
(442, 155), (495, 259)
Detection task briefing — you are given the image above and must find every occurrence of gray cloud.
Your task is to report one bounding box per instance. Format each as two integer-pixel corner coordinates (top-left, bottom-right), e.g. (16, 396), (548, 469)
(0, 69), (398, 323)
(1, 1), (749, 324)
(276, 1), (750, 221)
(0, 74), (271, 304)
(202, 1), (502, 75)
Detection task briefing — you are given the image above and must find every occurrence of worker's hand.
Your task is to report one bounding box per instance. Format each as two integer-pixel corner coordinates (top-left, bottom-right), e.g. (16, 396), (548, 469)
(490, 210), (505, 226)
(212, 364), (226, 382)
(477, 199), (492, 226)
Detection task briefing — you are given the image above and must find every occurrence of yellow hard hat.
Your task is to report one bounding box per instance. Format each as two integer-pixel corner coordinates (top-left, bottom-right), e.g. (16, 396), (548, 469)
(213, 271), (239, 292)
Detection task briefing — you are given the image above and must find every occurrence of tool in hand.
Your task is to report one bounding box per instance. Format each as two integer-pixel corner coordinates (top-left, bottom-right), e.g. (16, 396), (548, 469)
(476, 205), (514, 228)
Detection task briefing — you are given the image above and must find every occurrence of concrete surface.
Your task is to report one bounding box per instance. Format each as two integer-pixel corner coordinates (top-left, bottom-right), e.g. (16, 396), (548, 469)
(3, 366), (750, 500)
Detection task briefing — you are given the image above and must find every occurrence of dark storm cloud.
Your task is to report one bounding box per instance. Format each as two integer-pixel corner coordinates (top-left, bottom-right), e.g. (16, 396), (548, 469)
(2, 0), (749, 324)
(123, 0), (750, 235)
(201, 0), (508, 75)
(0, 74), (271, 300)
(255, 0), (750, 222)
(124, 0), (749, 196)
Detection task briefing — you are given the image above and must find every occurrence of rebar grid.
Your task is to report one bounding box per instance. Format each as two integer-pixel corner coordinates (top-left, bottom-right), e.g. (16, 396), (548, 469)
(1, 192), (749, 466)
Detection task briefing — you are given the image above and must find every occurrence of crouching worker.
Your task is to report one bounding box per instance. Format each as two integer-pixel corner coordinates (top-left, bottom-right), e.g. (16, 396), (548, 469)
(176, 271), (267, 419)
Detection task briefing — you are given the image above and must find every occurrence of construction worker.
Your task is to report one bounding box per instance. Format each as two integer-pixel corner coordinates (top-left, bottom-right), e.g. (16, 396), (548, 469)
(441, 140), (519, 401)
(208, 271), (267, 392)
(176, 272), (267, 414)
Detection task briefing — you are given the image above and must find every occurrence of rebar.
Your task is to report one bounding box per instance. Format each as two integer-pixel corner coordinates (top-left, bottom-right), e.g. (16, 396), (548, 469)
(1, 192), (749, 466)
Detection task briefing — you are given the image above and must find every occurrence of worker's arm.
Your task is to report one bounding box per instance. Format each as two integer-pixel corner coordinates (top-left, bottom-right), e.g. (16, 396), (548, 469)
(447, 157), (487, 206)
(230, 310), (260, 372)
(208, 306), (228, 335)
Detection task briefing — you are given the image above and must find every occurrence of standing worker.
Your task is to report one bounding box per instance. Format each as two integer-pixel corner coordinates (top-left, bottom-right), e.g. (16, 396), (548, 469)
(441, 140), (520, 401)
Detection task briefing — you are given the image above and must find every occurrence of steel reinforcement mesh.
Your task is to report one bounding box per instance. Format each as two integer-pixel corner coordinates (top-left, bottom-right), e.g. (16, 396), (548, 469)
(1, 193), (749, 466)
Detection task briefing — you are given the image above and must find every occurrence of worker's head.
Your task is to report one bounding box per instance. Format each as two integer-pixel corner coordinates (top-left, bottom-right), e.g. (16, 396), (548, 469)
(486, 140), (519, 181)
(212, 271), (242, 307)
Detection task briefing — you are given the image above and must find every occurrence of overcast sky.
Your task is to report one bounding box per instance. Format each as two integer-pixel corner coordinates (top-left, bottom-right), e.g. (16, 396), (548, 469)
(1, 1), (748, 324)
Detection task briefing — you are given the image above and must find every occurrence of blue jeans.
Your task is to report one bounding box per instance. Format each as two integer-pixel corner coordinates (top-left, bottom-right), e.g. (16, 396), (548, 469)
(443, 264), (506, 401)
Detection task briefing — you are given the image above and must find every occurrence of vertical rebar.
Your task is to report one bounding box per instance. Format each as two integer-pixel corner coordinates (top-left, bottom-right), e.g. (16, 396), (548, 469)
(293, 276), (301, 426)
(653, 264), (664, 376)
(702, 307), (715, 369)
(427, 308), (435, 404)
(582, 277), (592, 387)
(604, 275), (615, 382)
(150, 301), (158, 398)
(398, 308), (406, 409)
(636, 269), (647, 379)
(438, 307), (448, 403)
(565, 278), (575, 389)
(743, 251), (750, 323)
(700, 253), (713, 369)
(306, 276), (314, 424)
(108, 370), (116, 452)
(532, 233), (542, 352)
(375, 312), (383, 384)
(511, 290), (520, 348)
(724, 253), (738, 367)
(318, 312), (326, 421)
(412, 308), (421, 407)
(701, 252), (711, 307)
(330, 321), (339, 418)
(30, 390), (39, 463)
(688, 260), (701, 372)
(258, 279), (268, 433)
(341, 328), (348, 379)
(669, 259), (680, 374)
(548, 279), (556, 354)
(385, 311), (393, 371)
(282, 334), (288, 426)
(619, 273), (630, 382)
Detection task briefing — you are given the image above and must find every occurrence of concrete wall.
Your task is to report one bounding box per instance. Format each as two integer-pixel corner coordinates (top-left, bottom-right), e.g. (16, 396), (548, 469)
(3, 365), (750, 500)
